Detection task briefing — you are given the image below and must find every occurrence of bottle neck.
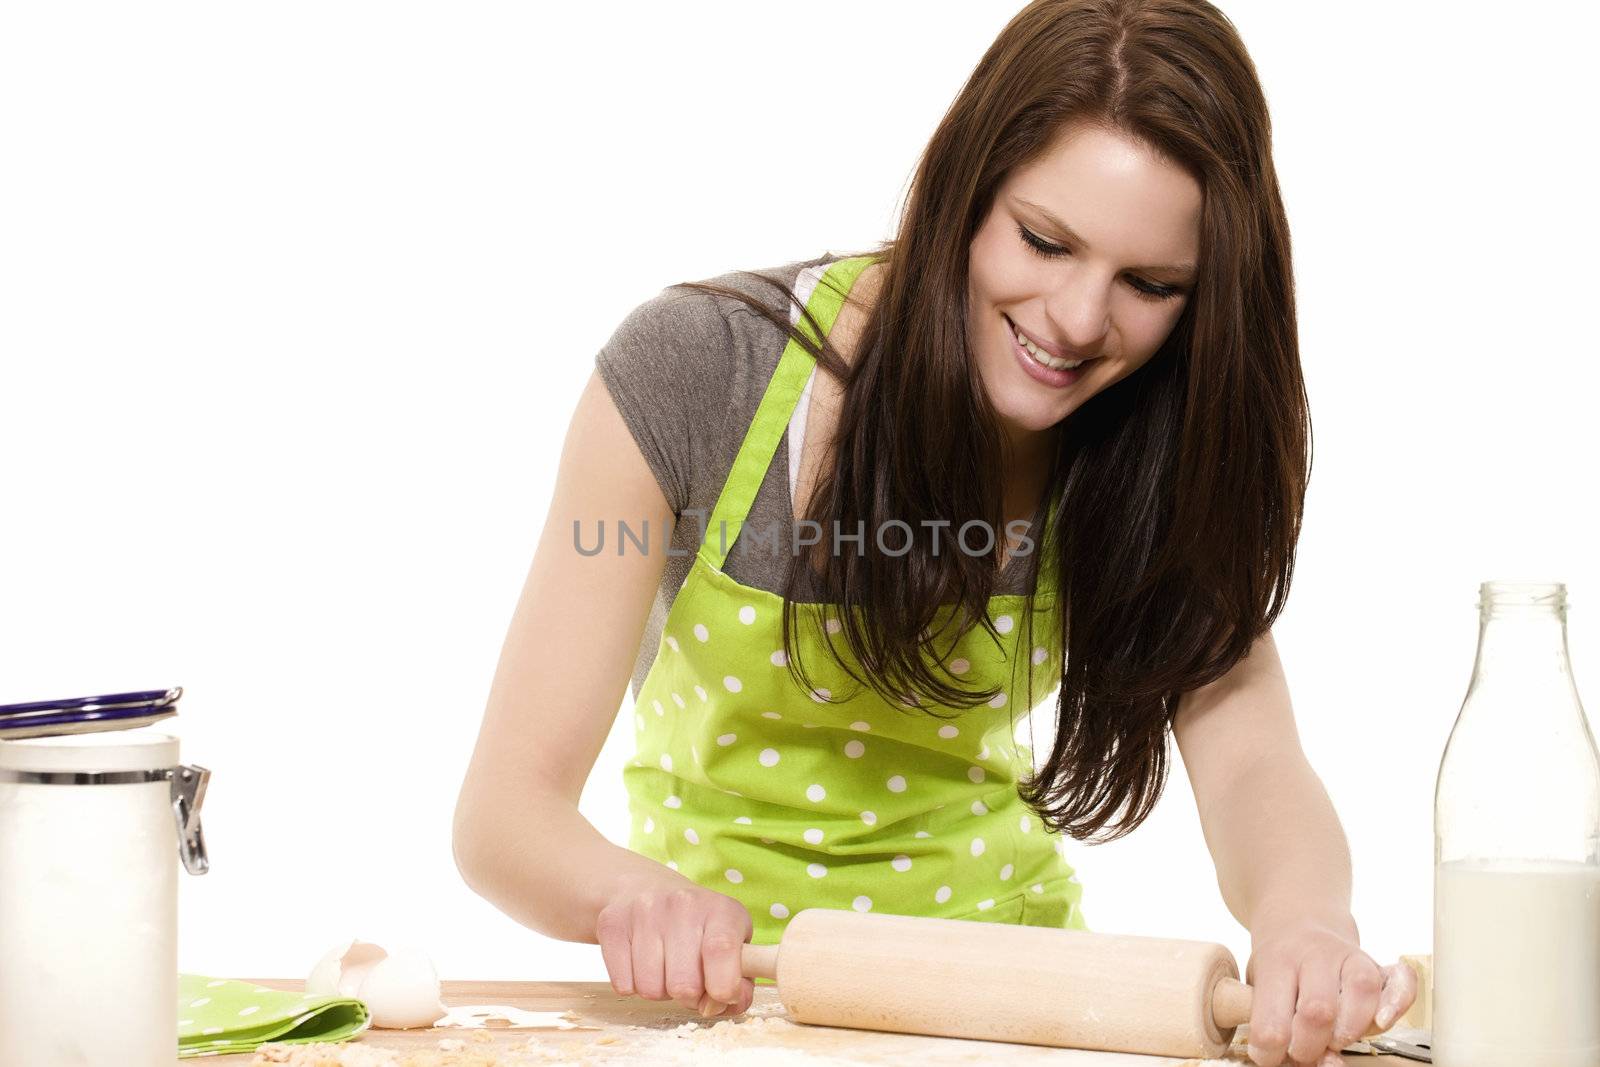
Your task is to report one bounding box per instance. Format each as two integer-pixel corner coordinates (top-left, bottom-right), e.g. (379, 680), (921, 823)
(1474, 581), (1570, 676)
(1475, 608), (1570, 675)
(1440, 581), (1599, 867)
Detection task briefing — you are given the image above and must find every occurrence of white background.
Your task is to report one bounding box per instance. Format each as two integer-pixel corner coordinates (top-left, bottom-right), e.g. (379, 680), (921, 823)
(2, 1), (1596, 985)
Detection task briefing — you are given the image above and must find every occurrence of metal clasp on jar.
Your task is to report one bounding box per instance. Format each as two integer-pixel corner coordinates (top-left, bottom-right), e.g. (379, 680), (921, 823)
(0, 762), (212, 875)
(171, 764), (210, 875)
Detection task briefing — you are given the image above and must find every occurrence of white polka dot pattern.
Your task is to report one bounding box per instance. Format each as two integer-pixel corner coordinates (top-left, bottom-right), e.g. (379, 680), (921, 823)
(176, 974), (370, 1054)
(619, 254), (1086, 947)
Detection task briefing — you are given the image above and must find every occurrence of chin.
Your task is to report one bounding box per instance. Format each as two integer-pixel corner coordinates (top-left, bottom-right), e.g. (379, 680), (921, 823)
(978, 356), (1071, 431)
(990, 384), (1070, 435)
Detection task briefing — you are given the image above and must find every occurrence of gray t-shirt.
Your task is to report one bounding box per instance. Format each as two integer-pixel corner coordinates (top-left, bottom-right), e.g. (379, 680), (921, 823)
(595, 252), (1042, 699)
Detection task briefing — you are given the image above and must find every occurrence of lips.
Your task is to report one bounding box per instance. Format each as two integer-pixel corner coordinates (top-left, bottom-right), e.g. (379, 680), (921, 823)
(1006, 316), (1087, 387)
(1005, 318), (1089, 375)
(1006, 316), (1059, 361)
(1003, 315), (1093, 365)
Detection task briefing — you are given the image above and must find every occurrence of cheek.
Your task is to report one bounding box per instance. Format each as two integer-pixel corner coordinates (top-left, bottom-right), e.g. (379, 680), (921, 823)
(1116, 319), (1155, 365)
(970, 217), (1032, 294)
(967, 241), (999, 306)
(1125, 304), (1185, 363)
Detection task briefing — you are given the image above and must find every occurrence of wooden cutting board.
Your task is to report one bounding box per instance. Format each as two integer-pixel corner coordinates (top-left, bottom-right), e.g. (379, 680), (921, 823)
(185, 979), (1414, 1065)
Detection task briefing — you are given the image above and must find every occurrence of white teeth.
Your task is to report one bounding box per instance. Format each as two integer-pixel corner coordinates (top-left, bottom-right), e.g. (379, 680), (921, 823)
(1011, 322), (1083, 370)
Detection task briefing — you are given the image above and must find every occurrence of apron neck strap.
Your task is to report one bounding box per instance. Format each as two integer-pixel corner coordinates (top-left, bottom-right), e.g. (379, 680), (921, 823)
(698, 255), (876, 572)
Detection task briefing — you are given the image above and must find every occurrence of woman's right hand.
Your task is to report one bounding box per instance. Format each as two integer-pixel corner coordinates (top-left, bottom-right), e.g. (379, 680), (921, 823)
(595, 877), (756, 1018)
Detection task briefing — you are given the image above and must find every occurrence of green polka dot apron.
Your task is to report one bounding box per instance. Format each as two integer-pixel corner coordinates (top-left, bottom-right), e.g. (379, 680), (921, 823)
(624, 253), (1088, 953)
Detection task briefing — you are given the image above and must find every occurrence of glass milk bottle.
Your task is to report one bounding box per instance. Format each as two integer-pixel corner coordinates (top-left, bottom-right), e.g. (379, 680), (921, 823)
(1433, 581), (1600, 1067)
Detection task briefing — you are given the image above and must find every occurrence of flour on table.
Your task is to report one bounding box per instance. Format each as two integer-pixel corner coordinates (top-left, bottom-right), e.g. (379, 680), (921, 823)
(435, 1005), (590, 1030)
(249, 1003), (1272, 1066)
(251, 1029), (505, 1066)
(249, 1015), (861, 1066)
(520, 1015), (867, 1065)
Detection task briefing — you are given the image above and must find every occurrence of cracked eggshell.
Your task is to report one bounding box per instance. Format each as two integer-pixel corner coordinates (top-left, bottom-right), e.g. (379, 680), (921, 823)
(306, 939), (389, 999)
(358, 947), (448, 1029)
(305, 939), (447, 1029)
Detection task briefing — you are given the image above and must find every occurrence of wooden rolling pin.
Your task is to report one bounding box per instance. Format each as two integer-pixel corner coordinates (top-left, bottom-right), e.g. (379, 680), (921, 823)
(740, 909), (1388, 1059)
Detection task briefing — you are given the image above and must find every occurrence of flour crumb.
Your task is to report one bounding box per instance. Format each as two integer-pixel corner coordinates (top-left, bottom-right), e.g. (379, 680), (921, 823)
(248, 1039), (535, 1066)
(519, 1013), (860, 1065)
(250, 1044), (401, 1066)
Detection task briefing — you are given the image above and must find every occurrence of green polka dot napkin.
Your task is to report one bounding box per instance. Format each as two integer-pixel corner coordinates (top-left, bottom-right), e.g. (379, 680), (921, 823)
(178, 974), (369, 1058)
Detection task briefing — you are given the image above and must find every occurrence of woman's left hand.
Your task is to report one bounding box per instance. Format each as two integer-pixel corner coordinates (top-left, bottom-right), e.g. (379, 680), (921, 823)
(1241, 910), (1418, 1067)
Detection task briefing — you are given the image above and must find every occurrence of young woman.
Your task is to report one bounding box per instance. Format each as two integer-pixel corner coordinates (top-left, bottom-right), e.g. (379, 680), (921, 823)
(454, 2), (1416, 1064)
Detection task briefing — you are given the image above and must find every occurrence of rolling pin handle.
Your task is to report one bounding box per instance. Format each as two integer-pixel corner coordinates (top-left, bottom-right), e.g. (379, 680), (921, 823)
(1211, 976), (1392, 1040)
(1212, 976), (1254, 1029)
(740, 942), (779, 981)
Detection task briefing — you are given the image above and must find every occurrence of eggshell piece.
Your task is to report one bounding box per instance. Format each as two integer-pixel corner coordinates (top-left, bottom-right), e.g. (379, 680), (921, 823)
(338, 942), (390, 999)
(305, 939), (388, 998)
(305, 938), (355, 996)
(304, 938), (446, 1028)
(357, 948), (447, 1029)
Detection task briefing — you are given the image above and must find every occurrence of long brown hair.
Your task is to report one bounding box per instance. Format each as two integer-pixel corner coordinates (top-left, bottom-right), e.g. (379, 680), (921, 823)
(670, 0), (1308, 844)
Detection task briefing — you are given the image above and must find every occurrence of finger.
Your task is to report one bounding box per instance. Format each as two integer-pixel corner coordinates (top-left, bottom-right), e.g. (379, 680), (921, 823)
(630, 917), (668, 1002)
(662, 900), (708, 1012)
(1245, 957), (1297, 1067)
(1329, 954), (1382, 1047)
(1374, 961), (1419, 1030)
(1317, 1052), (1346, 1067)
(701, 904), (753, 1007)
(1286, 952), (1342, 1065)
(596, 909), (635, 997)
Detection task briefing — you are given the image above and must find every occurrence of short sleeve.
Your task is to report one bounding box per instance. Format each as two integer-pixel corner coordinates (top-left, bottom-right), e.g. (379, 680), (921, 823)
(594, 287), (737, 517)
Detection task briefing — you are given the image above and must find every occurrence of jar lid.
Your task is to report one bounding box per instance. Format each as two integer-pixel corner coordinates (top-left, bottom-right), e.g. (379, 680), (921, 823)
(0, 729), (180, 774)
(0, 686), (182, 741)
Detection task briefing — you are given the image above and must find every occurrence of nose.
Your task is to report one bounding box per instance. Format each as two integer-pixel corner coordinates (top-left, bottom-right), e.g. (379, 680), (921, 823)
(1041, 275), (1111, 356)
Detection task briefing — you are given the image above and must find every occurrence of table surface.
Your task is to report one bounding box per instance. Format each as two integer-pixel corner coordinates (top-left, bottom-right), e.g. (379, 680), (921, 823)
(187, 979), (1414, 1065)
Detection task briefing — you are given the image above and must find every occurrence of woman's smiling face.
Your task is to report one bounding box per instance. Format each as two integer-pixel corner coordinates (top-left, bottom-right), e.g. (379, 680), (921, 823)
(968, 120), (1203, 438)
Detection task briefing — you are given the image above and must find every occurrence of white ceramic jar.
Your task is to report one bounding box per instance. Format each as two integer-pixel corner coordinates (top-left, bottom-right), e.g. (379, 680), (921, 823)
(0, 730), (209, 1067)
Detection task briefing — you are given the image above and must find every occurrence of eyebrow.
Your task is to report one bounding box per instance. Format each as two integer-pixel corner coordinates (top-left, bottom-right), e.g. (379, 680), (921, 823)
(1013, 197), (1197, 279)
